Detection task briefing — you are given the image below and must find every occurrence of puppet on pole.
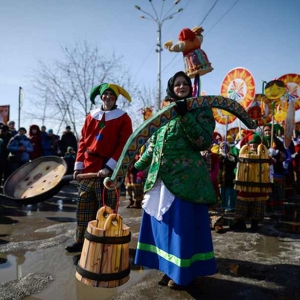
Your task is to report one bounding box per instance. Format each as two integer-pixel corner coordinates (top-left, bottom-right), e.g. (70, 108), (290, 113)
(164, 26), (213, 96)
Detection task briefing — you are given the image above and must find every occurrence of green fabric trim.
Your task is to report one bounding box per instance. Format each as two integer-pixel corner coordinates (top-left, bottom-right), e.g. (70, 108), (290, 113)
(137, 242), (215, 267)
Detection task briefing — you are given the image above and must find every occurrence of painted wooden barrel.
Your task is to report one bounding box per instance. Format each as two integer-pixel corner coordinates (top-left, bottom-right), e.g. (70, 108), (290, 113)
(234, 144), (272, 194)
(75, 206), (131, 288)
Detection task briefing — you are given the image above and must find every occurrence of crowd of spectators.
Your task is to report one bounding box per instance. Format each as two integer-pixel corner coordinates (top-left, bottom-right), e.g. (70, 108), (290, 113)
(0, 121), (78, 187)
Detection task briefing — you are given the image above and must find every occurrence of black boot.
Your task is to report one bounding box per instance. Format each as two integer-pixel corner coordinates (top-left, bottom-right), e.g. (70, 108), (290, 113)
(230, 219), (246, 230)
(65, 242), (83, 253)
(251, 220), (259, 232)
(126, 199), (134, 208)
(131, 201), (142, 209)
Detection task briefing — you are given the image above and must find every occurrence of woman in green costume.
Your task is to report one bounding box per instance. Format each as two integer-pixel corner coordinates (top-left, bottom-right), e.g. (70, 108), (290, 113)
(133, 71), (217, 290)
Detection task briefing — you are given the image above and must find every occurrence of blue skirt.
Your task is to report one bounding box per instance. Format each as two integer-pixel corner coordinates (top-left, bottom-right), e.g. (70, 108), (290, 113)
(134, 197), (217, 285)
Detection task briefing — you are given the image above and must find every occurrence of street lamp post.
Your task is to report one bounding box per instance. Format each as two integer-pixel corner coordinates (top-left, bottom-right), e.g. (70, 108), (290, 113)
(135, 1), (183, 111)
(18, 87), (23, 129)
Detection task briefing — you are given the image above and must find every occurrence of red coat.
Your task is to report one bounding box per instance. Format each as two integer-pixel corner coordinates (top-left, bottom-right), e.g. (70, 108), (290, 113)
(29, 124), (42, 160)
(202, 151), (221, 198)
(75, 108), (132, 173)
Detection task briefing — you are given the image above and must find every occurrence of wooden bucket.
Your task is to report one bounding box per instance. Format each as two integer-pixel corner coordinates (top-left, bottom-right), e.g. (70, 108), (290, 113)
(75, 206), (131, 288)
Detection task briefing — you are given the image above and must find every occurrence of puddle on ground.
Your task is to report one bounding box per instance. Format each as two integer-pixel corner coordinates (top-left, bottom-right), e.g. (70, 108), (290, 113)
(0, 246), (150, 300)
(1, 185), (300, 300)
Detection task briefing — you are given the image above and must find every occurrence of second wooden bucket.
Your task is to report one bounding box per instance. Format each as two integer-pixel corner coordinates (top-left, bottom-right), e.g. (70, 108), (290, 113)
(75, 206), (131, 288)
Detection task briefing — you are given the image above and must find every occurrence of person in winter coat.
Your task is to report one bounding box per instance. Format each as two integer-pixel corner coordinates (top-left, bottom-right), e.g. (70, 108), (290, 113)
(42, 129), (60, 156)
(65, 83), (133, 253)
(7, 127), (33, 173)
(0, 125), (12, 183)
(132, 71), (217, 290)
(60, 126), (77, 157)
(64, 146), (76, 175)
(28, 124), (42, 160)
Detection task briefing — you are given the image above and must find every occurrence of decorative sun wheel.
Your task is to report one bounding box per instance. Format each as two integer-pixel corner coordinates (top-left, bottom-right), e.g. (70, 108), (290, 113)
(216, 67), (256, 125)
(276, 73), (300, 148)
(277, 73), (300, 106)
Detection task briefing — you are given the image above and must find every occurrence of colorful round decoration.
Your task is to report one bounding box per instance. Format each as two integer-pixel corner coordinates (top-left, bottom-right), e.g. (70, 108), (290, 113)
(277, 73), (300, 109)
(220, 67), (256, 108)
(246, 94), (274, 126)
(215, 67), (256, 125)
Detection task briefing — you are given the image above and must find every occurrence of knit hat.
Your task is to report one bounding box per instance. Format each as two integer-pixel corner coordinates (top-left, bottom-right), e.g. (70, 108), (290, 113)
(264, 123), (271, 129)
(264, 123), (284, 135)
(274, 124), (284, 135)
(90, 83), (132, 105)
(240, 131), (261, 147)
(248, 133), (262, 144)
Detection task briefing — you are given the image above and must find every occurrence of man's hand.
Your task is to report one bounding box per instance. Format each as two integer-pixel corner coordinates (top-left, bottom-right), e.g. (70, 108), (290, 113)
(97, 168), (111, 178)
(73, 170), (83, 180)
(268, 148), (279, 156)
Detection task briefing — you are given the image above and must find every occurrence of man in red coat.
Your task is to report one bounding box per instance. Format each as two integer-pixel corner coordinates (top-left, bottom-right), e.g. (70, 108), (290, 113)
(65, 83), (133, 253)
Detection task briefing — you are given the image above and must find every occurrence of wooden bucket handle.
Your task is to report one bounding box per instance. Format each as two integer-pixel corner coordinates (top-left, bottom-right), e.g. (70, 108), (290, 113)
(95, 206), (114, 227)
(96, 206), (113, 220)
(103, 214), (122, 231)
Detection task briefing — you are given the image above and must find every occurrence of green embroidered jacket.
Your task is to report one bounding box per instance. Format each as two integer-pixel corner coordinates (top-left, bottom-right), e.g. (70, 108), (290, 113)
(134, 106), (217, 204)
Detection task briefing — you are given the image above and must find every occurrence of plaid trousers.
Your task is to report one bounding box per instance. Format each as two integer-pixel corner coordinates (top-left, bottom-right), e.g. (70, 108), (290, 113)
(75, 178), (120, 243)
(234, 199), (266, 222)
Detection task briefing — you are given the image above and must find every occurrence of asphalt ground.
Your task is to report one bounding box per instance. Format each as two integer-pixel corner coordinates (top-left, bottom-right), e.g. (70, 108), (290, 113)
(0, 183), (300, 300)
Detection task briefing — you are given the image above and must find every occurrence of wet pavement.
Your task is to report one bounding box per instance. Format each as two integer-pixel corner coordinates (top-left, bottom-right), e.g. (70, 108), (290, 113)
(0, 182), (300, 300)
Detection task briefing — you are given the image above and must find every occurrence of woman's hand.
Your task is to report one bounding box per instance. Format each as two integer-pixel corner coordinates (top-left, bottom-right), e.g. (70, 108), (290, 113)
(130, 166), (139, 175)
(97, 168), (111, 177)
(175, 99), (188, 115)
